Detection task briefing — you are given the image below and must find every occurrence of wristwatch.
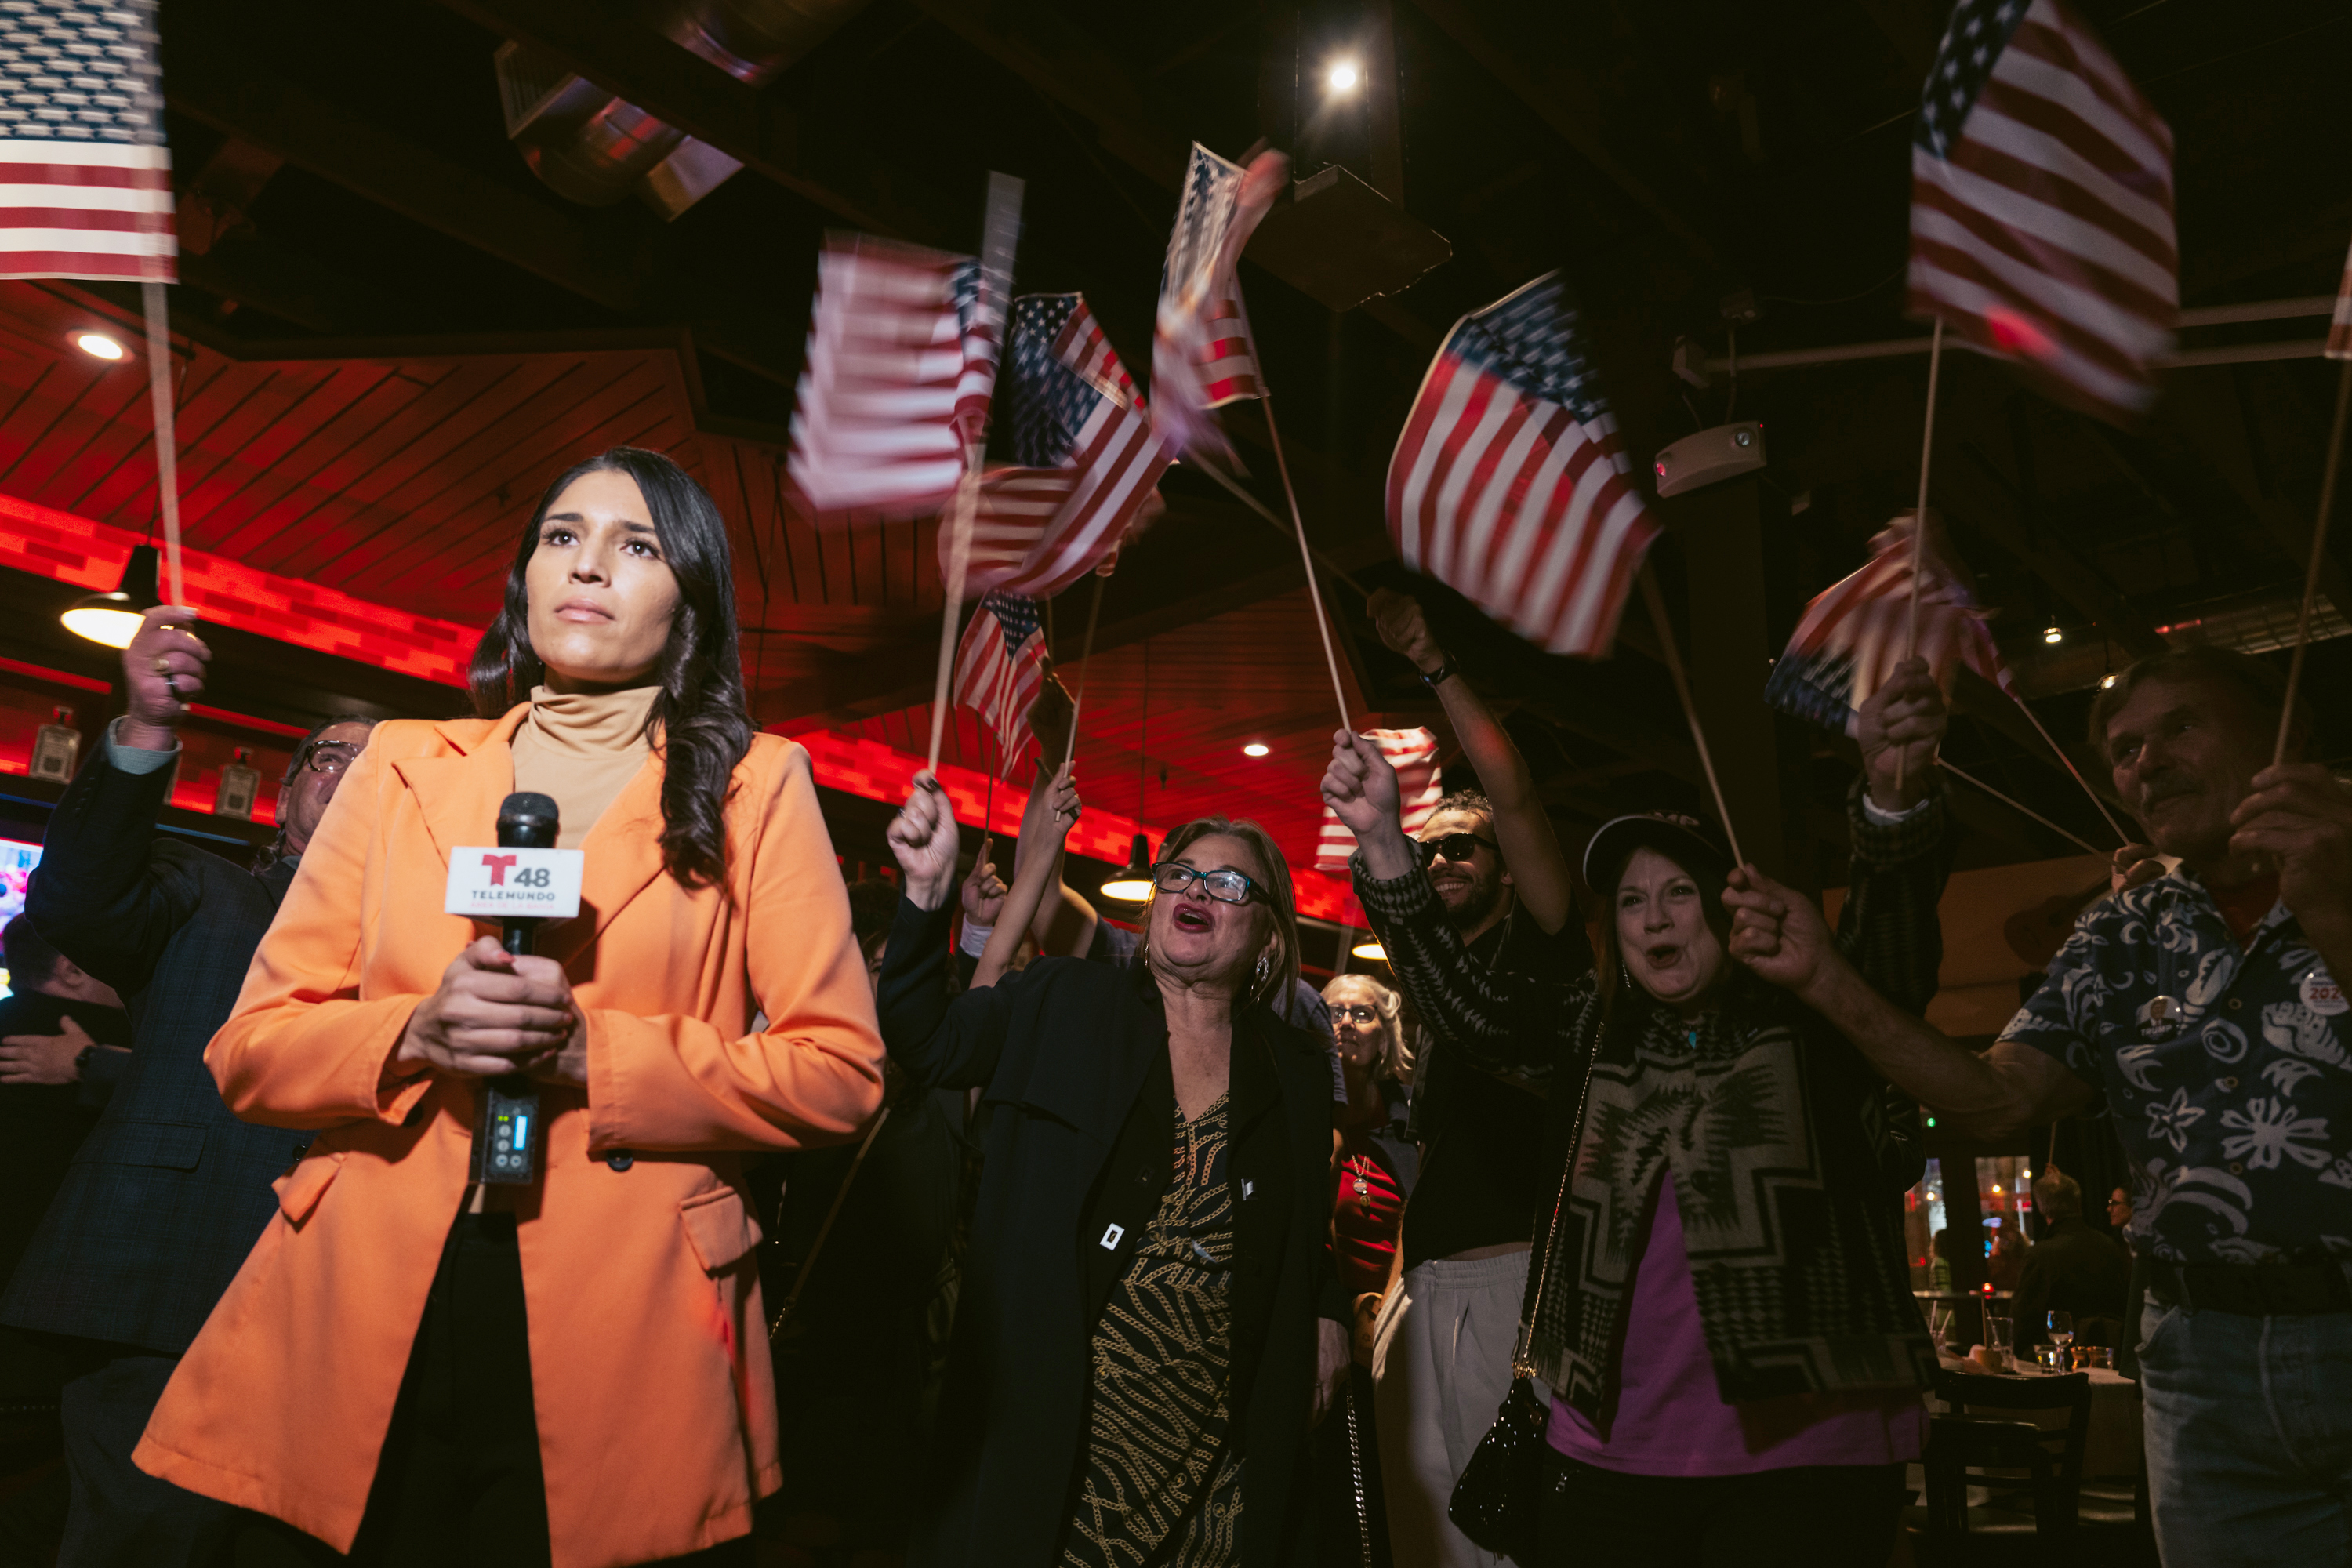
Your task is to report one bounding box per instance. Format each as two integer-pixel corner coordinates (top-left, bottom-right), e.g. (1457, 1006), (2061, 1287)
(1418, 657), (1458, 688)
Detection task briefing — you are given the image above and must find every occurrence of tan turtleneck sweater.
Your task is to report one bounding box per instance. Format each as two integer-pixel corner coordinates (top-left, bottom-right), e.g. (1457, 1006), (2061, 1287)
(509, 684), (659, 848)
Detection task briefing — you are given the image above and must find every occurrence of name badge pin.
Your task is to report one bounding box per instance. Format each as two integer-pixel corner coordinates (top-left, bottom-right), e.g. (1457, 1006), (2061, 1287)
(2300, 968), (2347, 1017)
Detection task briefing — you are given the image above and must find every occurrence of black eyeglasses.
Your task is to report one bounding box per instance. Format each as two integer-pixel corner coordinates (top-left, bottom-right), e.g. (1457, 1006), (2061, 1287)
(1416, 832), (1498, 866)
(1334, 1004), (1383, 1025)
(299, 742), (362, 776)
(1151, 862), (1264, 905)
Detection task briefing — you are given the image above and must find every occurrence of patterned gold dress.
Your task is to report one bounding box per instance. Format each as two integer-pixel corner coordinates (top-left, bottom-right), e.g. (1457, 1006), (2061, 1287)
(1062, 1094), (1243, 1566)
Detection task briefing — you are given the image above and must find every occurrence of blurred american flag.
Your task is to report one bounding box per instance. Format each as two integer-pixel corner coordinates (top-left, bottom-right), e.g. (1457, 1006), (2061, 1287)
(1316, 729), (1443, 873)
(1149, 143), (1284, 462)
(956, 294), (1169, 600)
(1386, 273), (1658, 659)
(953, 590), (1047, 778)
(1907, 0), (2175, 425)
(0, 1), (174, 281)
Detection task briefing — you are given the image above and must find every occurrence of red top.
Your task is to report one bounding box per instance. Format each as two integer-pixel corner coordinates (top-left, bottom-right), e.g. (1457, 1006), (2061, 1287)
(1331, 1148), (1406, 1296)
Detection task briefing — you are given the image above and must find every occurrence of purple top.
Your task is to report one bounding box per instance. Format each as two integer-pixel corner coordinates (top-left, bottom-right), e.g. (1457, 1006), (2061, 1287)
(1548, 1173), (1926, 1475)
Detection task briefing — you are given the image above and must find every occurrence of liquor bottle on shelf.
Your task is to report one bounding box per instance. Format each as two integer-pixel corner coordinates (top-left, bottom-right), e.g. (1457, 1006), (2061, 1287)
(216, 746), (260, 820)
(30, 706), (79, 783)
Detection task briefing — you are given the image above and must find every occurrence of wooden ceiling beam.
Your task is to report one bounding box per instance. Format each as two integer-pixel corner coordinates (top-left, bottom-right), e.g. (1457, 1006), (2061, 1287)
(162, 30), (642, 313)
(431, 0), (943, 242)
(1403, 0), (1723, 266)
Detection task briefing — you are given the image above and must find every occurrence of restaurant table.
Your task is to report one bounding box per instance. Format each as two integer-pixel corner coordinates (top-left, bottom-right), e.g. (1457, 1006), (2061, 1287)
(1931, 1355), (2143, 1479)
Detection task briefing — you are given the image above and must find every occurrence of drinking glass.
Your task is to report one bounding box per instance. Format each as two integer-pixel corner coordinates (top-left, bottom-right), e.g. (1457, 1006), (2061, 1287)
(1927, 1301), (1955, 1356)
(1986, 1314), (2013, 1368)
(2046, 1310), (2074, 1352)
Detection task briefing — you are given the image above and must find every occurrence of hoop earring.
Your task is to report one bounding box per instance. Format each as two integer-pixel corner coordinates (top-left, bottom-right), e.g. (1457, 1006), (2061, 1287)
(1254, 952), (1273, 989)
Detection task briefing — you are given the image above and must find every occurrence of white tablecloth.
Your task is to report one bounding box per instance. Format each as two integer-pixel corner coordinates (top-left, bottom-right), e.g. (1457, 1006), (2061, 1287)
(1931, 1358), (2143, 1478)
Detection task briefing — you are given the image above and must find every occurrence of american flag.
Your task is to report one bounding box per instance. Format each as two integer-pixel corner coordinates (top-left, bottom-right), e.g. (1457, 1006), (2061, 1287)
(953, 590), (1048, 778)
(1385, 273), (1660, 659)
(2328, 230), (2351, 361)
(1316, 729), (1443, 873)
(1149, 143), (1286, 461)
(1907, 0), (2176, 426)
(786, 235), (983, 521)
(0, 2), (174, 282)
(955, 294), (1170, 600)
(1764, 513), (2013, 738)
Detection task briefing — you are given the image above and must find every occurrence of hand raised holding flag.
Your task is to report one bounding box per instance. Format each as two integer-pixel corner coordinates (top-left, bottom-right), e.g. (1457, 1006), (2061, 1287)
(1856, 657), (1951, 813)
(1322, 731), (1419, 884)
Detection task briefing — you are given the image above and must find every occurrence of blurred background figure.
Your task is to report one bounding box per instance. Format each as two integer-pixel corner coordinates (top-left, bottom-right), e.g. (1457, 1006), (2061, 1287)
(2012, 1167), (2131, 1350)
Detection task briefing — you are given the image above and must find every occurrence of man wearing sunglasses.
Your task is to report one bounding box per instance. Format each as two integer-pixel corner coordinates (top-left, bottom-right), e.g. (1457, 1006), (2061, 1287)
(0, 606), (374, 1564)
(1366, 590), (1591, 1568)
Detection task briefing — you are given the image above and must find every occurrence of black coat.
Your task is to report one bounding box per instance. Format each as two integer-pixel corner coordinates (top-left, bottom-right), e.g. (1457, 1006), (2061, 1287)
(0, 745), (312, 1353)
(878, 895), (1344, 1567)
(0, 990), (133, 1290)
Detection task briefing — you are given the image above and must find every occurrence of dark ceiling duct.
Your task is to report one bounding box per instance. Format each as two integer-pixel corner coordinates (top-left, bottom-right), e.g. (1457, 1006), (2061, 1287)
(495, 0), (876, 220)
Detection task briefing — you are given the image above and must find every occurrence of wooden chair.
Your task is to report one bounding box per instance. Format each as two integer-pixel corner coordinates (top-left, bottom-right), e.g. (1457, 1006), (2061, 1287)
(1922, 1369), (2092, 1555)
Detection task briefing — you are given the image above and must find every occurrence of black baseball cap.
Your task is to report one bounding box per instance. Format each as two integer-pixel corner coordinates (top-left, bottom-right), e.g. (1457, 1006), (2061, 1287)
(1581, 811), (1733, 895)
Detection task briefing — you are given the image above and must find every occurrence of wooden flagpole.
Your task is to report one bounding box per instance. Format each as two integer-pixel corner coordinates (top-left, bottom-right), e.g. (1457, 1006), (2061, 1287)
(2275, 357), (2352, 766)
(1937, 757), (2103, 856)
(1188, 450), (1371, 597)
(1258, 397), (1352, 733)
(924, 172), (1025, 775)
(1895, 318), (1947, 797)
(141, 281), (185, 608)
(1638, 565), (1745, 868)
(1060, 572), (1105, 774)
(2008, 695), (2132, 844)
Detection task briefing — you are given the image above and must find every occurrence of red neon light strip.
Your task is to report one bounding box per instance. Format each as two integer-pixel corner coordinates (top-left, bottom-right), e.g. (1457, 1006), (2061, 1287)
(0, 492), (474, 688)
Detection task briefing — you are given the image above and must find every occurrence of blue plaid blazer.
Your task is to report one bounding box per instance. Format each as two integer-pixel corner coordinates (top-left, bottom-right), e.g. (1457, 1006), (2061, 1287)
(0, 747), (312, 1353)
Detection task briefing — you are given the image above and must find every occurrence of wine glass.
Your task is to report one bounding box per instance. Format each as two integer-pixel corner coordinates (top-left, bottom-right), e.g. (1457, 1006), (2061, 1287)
(2047, 1310), (2074, 1362)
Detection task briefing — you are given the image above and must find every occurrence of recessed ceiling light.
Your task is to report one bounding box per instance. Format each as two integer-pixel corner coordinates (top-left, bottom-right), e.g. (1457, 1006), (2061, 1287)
(1242, 742), (1269, 757)
(1350, 938), (1387, 962)
(74, 332), (124, 361)
(2042, 625), (2063, 644)
(1326, 59), (1360, 93)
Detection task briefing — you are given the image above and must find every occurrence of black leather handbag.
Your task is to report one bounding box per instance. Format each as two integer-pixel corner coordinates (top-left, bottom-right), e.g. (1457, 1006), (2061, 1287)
(1447, 1042), (1599, 1565)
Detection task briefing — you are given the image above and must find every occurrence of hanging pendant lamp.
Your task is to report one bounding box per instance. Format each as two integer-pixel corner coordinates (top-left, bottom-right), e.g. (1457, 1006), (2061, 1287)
(62, 543), (161, 648)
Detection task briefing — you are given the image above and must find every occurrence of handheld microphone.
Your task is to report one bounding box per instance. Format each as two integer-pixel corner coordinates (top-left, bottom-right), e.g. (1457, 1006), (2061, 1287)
(495, 791), (559, 957)
(470, 791), (562, 1186)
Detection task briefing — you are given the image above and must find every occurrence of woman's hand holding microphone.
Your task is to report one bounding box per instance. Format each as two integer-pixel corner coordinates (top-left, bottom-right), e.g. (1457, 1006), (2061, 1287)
(397, 936), (587, 1086)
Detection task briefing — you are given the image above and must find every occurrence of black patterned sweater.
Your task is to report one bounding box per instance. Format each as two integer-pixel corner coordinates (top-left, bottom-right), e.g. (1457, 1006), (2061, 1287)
(1352, 780), (1950, 1415)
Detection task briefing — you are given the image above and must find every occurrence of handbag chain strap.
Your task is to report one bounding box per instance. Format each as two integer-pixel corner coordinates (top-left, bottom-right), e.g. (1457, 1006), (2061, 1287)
(1511, 1033), (1601, 1381)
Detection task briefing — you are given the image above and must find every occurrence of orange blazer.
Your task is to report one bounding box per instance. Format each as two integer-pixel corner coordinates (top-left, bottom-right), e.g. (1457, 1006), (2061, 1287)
(133, 705), (886, 1568)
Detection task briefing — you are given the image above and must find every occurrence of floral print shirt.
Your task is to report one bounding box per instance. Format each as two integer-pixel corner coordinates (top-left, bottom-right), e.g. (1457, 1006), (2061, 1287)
(2005, 869), (2352, 1267)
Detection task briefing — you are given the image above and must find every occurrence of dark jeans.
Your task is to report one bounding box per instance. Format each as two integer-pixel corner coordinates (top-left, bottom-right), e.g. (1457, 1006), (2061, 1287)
(216, 1213), (749, 1568)
(53, 1343), (233, 1567)
(1538, 1450), (1905, 1568)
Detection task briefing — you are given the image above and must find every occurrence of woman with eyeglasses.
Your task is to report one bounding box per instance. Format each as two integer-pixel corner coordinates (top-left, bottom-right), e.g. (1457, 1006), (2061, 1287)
(136, 447), (886, 1566)
(879, 786), (1352, 1566)
(1320, 657), (1957, 1568)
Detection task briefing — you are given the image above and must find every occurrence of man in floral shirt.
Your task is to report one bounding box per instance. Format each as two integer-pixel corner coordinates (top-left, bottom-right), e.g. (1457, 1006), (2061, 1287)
(1723, 646), (2352, 1568)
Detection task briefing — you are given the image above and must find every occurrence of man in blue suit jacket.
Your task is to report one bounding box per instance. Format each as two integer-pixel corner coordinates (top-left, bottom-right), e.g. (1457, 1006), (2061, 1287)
(0, 605), (375, 1566)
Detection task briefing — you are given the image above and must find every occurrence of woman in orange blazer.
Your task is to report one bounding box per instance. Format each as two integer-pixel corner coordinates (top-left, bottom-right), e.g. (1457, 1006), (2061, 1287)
(133, 448), (886, 1567)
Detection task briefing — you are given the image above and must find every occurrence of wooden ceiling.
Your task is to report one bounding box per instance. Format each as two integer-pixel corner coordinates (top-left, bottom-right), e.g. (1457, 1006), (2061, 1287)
(2, 0), (2349, 891)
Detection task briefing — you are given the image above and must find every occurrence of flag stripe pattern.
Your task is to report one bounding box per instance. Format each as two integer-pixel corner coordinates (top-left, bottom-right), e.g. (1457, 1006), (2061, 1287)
(1316, 729), (1443, 873)
(0, 2), (174, 282)
(1765, 516), (2013, 738)
(1907, 0), (2176, 425)
(1385, 273), (1660, 659)
(2328, 231), (2352, 362)
(953, 590), (1047, 778)
(1150, 143), (1277, 459)
(786, 234), (976, 521)
(957, 293), (1171, 601)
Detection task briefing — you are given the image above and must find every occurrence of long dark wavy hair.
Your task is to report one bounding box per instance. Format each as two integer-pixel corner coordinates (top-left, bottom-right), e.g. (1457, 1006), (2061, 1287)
(469, 447), (752, 889)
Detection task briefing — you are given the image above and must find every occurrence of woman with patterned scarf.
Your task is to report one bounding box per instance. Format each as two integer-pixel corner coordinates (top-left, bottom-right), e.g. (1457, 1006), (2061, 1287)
(1319, 662), (1953, 1566)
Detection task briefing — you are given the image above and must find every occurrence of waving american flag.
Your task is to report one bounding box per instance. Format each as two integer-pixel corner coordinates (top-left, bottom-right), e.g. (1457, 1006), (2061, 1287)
(953, 590), (1048, 777)
(1765, 514), (2013, 738)
(1149, 143), (1286, 462)
(1907, 0), (2175, 425)
(953, 294), (1169, 600)
(1386, 274), (1660, 659)
(1315, 729), (1443, 873)
(786, 236), (1000, 522)
(0, 1), (174, 281)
